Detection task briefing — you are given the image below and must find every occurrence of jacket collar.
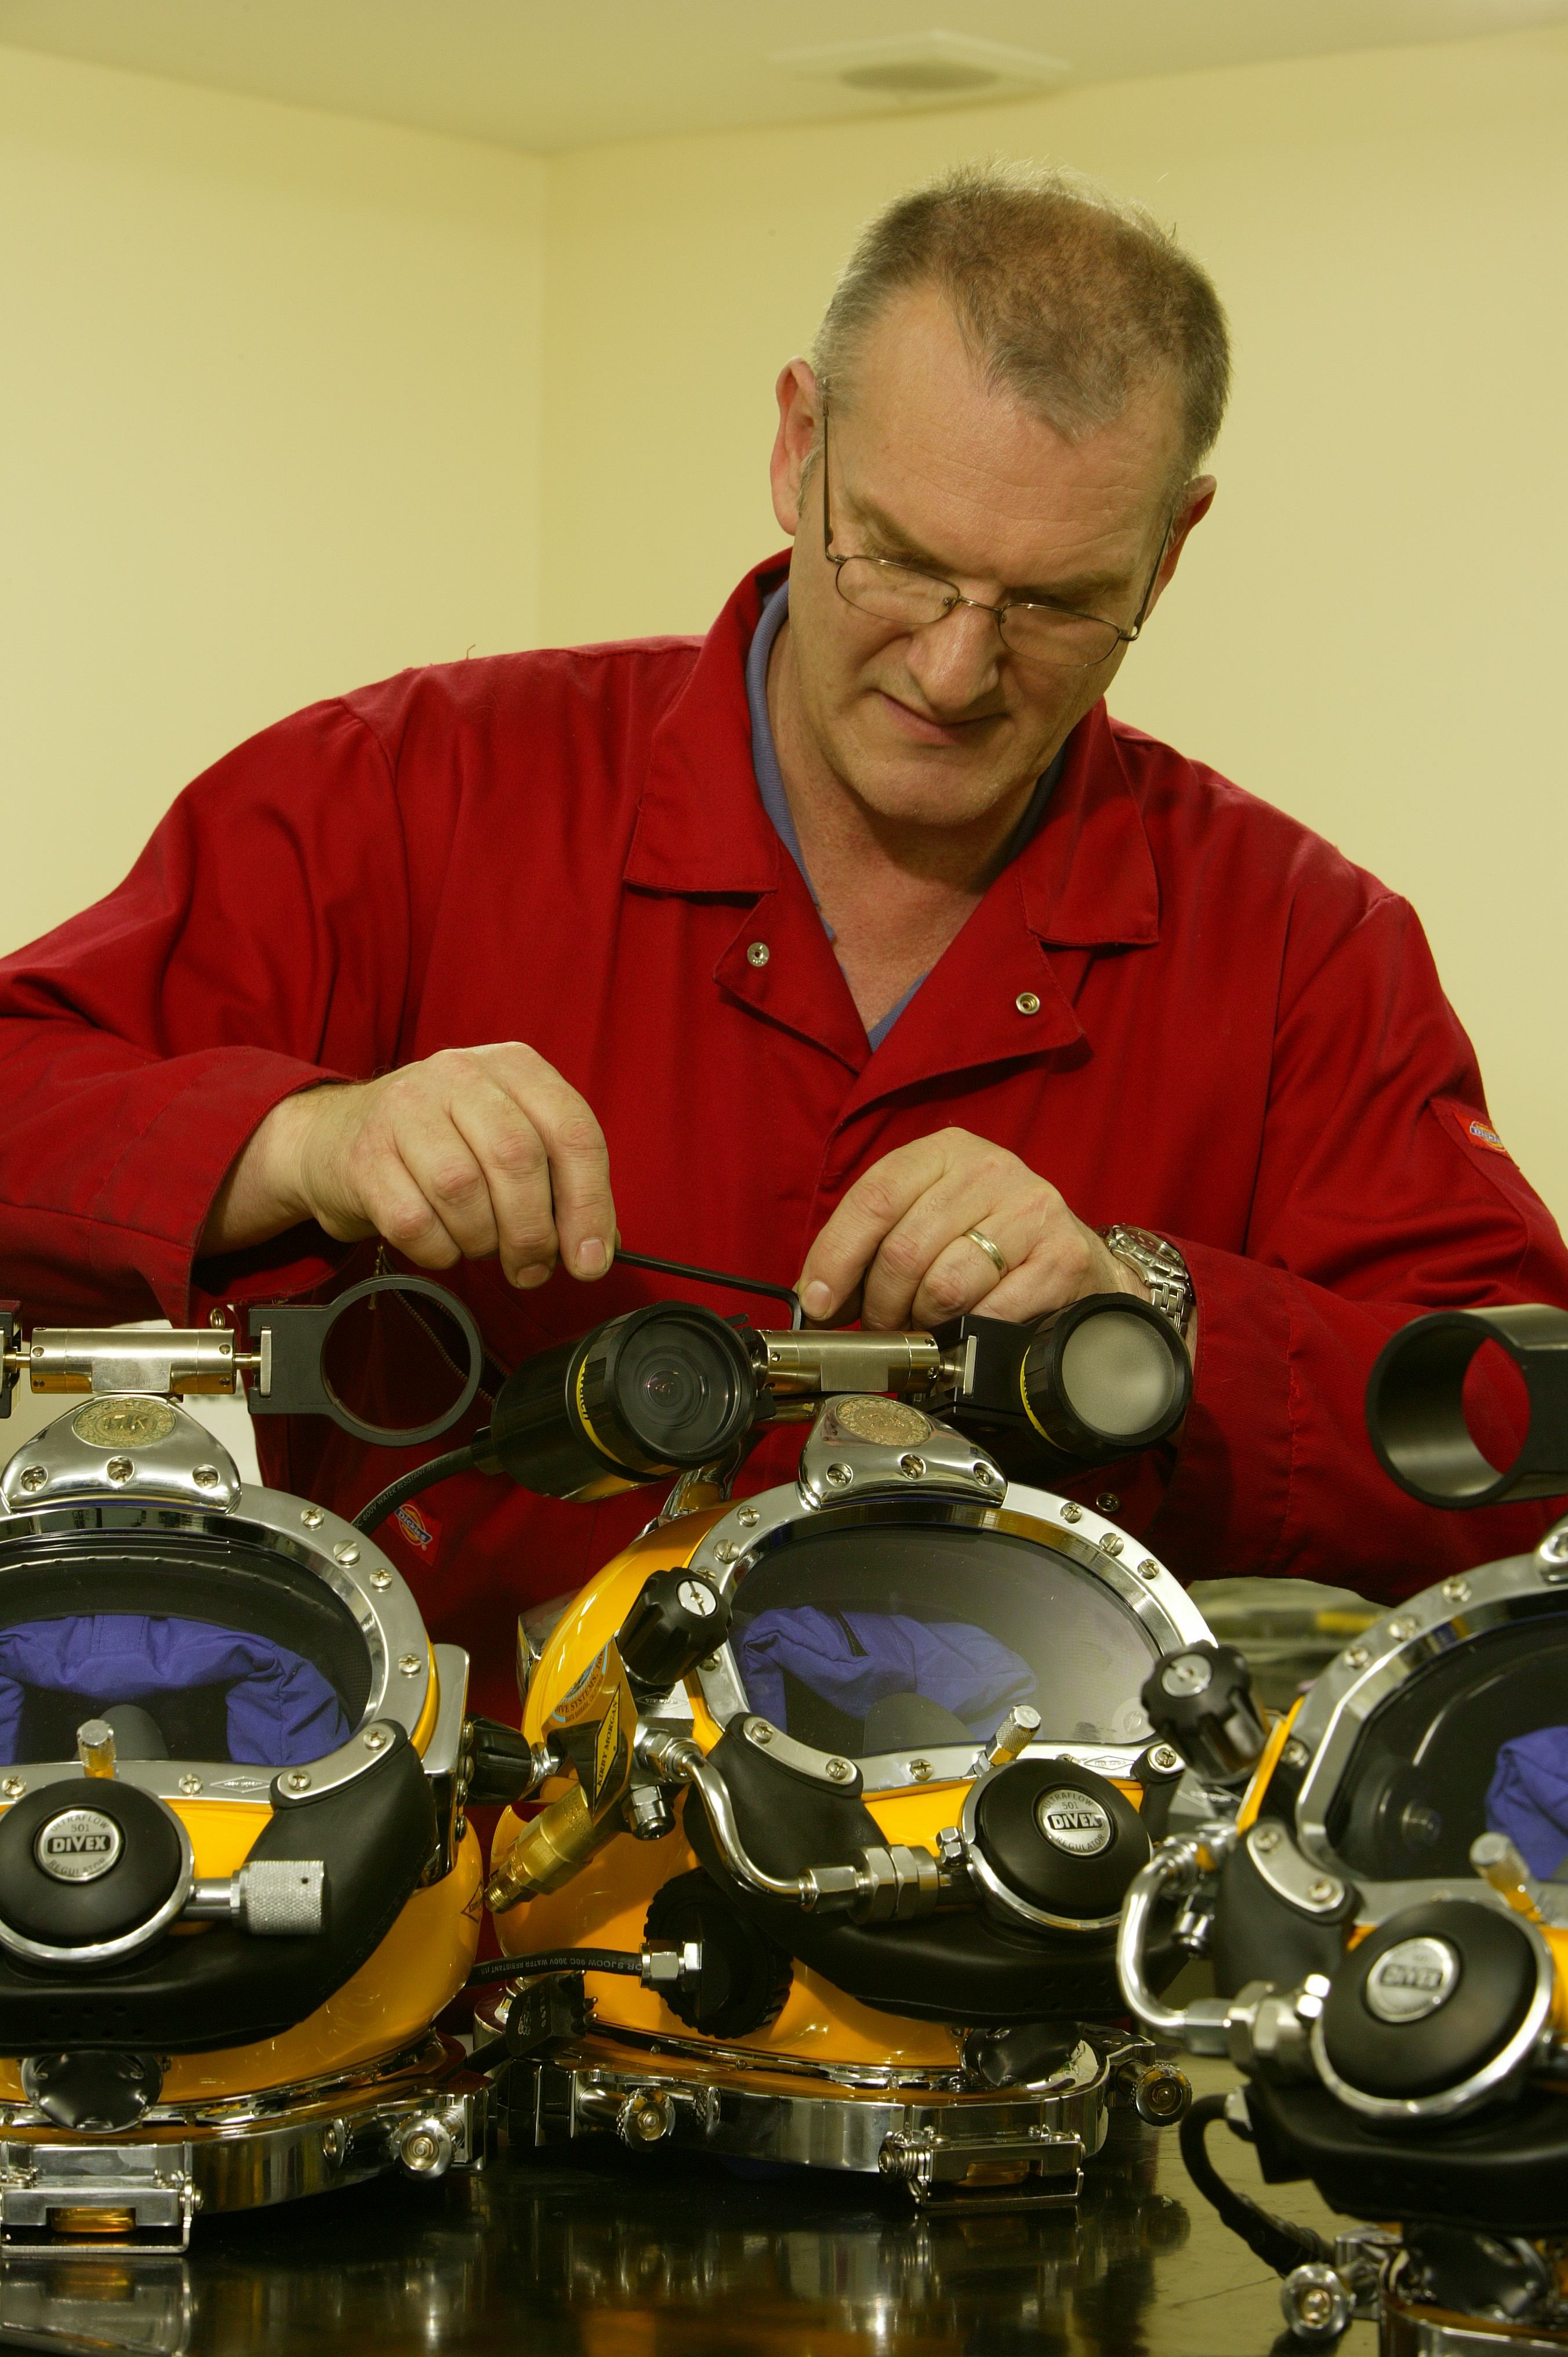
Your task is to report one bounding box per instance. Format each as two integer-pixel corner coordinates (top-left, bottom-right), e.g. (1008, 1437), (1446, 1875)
(624, 559), (1161, 954)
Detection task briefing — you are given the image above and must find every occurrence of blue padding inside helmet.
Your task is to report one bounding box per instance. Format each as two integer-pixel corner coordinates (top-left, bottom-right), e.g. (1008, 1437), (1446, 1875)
(1487, 1727), (1568, 1879)
(734, 1606), (1036, 1742)
(0, 1615), (351, 1767)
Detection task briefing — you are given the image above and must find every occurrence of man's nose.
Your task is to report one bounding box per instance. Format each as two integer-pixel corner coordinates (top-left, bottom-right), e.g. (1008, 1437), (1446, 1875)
(902, 600), (1005, 713)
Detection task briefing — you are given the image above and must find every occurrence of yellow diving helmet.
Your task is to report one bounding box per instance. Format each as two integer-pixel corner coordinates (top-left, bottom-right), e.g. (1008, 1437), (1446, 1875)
(1117, 1303), (1568, 2352)
(452, 1277), (1211, 2207)
(0, 1282), (488, 2251)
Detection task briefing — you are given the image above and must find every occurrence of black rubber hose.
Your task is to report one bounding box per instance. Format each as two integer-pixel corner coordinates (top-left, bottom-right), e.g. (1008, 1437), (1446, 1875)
(463, 1949), (644, 1990)
(353, 1441), (481, 1535)
(1178, 2094), (1332, 2278)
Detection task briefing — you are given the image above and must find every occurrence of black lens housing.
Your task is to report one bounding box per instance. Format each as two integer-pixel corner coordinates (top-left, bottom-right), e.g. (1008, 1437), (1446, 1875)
(481, 1304), (758, 1500)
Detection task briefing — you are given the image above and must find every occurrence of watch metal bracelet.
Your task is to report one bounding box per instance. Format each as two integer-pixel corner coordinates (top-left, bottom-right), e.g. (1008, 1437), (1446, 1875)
(1097, 1225), (1194, 1337)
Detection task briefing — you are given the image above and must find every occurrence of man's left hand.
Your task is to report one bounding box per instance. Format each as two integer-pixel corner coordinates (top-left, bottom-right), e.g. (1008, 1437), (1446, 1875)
(796, 1128), (1148, 1330)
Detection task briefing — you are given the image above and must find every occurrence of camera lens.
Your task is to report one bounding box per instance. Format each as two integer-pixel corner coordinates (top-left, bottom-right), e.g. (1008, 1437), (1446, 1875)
(580, 1304), (757, 1474)
(620, 1330), (720, 1453)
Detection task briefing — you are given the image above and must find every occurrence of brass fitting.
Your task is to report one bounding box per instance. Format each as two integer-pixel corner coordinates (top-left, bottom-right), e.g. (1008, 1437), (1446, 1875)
(484, 1783), (621, 1913)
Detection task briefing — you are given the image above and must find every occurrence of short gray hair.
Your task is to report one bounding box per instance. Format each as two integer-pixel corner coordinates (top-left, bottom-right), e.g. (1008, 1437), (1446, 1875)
(811, 161), (1231, 485)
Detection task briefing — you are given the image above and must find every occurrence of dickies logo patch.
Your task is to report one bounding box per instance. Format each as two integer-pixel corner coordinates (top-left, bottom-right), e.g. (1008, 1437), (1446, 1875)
(394, 1500), (441, 1555)
(1440, 1102), (1513, 1159)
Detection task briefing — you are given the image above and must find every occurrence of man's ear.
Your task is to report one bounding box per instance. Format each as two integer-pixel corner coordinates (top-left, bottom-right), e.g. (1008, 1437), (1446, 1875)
(770, 358), (821, 538)
(1143, 475), (1217, 617)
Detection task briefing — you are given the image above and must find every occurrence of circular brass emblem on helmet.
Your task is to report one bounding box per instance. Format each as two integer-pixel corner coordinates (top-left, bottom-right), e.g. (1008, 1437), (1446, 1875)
(833, 1398), (931, 1447)
(1035, 1789), (1113, 1857)
(34, 1808), (122, 1883)
(71, 1399), (177, 1451)
(1364, 1935), (1461, 2024)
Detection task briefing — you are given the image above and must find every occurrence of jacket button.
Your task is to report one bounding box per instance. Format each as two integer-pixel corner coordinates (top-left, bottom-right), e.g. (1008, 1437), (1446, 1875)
(1015, 991), (1040, 1015)
(747, 942), (771, 968)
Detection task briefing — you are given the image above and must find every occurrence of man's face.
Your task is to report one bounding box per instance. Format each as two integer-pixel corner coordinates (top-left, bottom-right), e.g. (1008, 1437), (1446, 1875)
(770, 287), (1203, 829)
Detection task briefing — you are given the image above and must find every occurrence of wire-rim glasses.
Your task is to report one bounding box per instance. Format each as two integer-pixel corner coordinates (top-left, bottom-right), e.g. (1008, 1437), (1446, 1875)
(819, 407), (1170, 671)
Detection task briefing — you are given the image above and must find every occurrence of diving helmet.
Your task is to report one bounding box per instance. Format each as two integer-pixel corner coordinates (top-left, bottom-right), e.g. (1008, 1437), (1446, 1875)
(459, 1281), (1212, 2207)
(1117, 1302), (1568, 2352)
(0, 1282), (489, 2251)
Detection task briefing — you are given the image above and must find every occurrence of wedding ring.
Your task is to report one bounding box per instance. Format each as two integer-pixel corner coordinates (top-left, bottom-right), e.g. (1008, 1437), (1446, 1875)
(964, 1227), (1008, 1282)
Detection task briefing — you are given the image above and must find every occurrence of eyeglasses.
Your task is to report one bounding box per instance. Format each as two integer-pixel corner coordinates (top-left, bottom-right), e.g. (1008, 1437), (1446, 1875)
(819, 407), (1170, 671)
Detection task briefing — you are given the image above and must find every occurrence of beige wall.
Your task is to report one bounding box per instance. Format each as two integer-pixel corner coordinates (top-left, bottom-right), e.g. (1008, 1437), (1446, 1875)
(543, 25), (1568, 1213)
(5, 27), (1567, 1214)
(0, 47), (545, 939)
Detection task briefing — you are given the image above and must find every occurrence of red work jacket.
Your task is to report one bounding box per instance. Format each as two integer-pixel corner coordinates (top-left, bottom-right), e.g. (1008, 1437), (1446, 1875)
(1, 561), (1563, 1724)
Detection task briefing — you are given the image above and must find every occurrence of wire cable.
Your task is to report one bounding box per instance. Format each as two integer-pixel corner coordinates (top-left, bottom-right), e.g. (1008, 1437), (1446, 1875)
(352, 1441), (481, 1535)
(1178, 2094), (1331, 2278)
(463, 1949), (644, 1990)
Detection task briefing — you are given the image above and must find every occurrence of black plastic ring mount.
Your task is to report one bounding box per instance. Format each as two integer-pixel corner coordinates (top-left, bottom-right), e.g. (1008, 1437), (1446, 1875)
(245, 1275), (485, 1448)
(1366, 1303), (1568, 1510)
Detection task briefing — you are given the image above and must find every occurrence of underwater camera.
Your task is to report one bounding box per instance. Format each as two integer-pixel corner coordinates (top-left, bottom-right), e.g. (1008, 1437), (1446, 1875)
(1117, 1303), (1568, 2352)
(429, 1270), (1206, 2211)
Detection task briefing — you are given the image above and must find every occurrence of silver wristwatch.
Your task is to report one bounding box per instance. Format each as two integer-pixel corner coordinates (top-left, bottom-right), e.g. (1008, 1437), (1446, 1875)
(1097, 1225), (1193, 1336)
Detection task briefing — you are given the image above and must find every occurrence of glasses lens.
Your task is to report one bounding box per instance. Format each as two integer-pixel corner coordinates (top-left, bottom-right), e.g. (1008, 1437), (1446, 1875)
(1000, 606), (1122, 669)
(834, 557), (953, 627)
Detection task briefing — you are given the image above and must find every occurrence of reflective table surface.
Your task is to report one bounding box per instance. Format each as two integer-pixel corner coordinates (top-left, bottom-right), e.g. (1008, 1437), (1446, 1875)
(0, 2065), (1378, 2357)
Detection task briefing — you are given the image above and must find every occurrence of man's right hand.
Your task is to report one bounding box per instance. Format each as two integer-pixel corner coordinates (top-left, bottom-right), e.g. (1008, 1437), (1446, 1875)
(200, 1043), (616, 1289)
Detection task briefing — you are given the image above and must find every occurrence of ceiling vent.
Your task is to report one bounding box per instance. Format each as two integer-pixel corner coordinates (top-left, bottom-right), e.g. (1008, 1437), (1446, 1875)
(770, 29), (1071, 105)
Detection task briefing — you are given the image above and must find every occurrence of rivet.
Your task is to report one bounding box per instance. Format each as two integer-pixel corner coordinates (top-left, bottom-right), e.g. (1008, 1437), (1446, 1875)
(1, 1776), (25, 1799)
(106, 1457), (134, 1483)
(824, 1758), (852, 1782)
(193, 1466), (220, 1488)
(1282, 1739), (1310, 1770)
(301, 1506), (324, 1529)
(17, 1468), (45, 1494)
(219, 1340), (232, 1357)
(1015, 992), (1041, 1016)
(333, 1542), (360, 1567)
(179, 1773), (202, 1796)
(1344, 1646), (1370, 1670)
(711, 1541), (738, 1562)
(1059, 1502), (1082, 1524)
(1308, 1879), (1339, 1905)
(737, 1509), (760, 1528)
(746, 942), (770, 969)
(909, 1759), (932, 1782)
(1253, 1826), (1281, 1854)
(398, 1653), (422, 1677)
(972, 1463), (996, 1485)
(285, 1770), (312, 1793)
(1101, 1535), (1124, 1558)
(1442, 1577), (1471, 1605)
(371, 1570), (392, 1590)
(1147, 1745), (1183, 1776)
(364, 1728), (389, 1752)
(746, 1720), (773, 1746)
(1097, 1493), (1120, 1514)
(1386, 1616), (1415, 1641)
(825, 1463), (853, 1489)
(899, 1453), (926, 1479)
(1138, 1558), (1160, 1580)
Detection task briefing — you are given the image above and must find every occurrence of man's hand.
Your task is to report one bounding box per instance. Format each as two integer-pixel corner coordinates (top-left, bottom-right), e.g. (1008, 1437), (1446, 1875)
(201, 1044), (616, 1289)
(796, 1128), (1145, 1329)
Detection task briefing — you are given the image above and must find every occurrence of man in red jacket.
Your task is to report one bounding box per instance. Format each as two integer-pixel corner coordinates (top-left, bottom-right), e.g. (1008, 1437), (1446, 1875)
(0, 165), (1561, 1721)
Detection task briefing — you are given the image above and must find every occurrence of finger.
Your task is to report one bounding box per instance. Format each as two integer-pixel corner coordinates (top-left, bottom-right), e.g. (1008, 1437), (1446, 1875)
(393, 1101), (503, 1265)
(857, 1156), (1043, 1330)
(796, 1138), (952, 1322)
(449, 1076), (558, 1286)
(487, 1048), (616, 1282)
(354, 1145), (465, 1271)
